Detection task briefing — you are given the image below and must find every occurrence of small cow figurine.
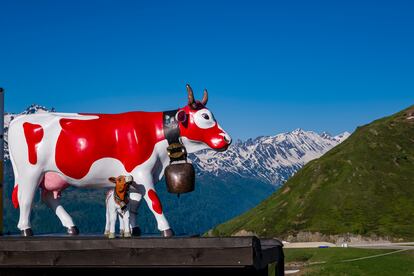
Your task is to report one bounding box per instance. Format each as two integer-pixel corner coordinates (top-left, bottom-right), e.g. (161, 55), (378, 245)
(104, 175), (133, 239)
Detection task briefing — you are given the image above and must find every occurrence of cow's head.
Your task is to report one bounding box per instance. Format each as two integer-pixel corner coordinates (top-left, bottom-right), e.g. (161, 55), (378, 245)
(109, 175), (133, 202)
(177, 84), (231, 153)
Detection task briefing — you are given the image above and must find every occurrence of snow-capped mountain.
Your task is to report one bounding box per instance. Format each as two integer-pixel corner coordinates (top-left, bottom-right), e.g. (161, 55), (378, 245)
(191, 129), (350, 186)
(4, 104), (55, 159)
(3, 105), (350, 186)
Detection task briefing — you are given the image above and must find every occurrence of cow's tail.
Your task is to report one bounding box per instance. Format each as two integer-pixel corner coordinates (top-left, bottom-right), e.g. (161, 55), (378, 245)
(10, 149), (19, 209)
(12, 184), (19, 209)
(10, 149), (20, 209)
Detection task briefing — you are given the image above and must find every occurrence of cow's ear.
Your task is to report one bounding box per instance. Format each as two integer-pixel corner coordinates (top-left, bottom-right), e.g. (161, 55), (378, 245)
(176, 110), (187, 123)
(108, 177), (116, 183)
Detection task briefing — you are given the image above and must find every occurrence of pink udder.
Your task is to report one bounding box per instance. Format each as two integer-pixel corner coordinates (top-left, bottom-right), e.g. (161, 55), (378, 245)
(40, 172), (69, 199)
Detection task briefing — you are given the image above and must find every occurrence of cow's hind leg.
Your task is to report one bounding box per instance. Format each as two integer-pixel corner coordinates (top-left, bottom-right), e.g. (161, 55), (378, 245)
(16, 172), (43, 236)
(118, 213), (125, 237)
(41, 191), (79, 235)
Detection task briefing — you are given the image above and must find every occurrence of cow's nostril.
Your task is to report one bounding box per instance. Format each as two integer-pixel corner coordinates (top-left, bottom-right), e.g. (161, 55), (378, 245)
(224, 135), (231, 145)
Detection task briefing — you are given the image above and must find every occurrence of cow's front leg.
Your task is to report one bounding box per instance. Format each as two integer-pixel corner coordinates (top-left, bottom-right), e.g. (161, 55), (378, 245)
(122, 210), (131, 238)
(108, 206), (117, 239)
(104, 202), (110, 236)
(143, 186), (173, 237)
(129, 191), (142, 236)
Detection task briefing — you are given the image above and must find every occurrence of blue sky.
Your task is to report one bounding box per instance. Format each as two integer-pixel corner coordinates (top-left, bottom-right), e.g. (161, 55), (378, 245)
(1, 0), (413, 140)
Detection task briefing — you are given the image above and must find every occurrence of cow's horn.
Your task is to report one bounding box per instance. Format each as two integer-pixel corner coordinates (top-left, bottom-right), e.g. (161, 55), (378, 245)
(186, 84), (195, 107)
(201, 89), (208, 106)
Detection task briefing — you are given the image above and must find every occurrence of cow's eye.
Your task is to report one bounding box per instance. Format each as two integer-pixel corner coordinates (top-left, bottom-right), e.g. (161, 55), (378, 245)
(193, 109), (216, 129)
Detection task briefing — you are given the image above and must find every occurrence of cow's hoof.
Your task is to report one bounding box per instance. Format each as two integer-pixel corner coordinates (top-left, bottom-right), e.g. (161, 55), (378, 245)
(132, 226), (141, 237)
(67, 226), (79, 236)
(21, 228), (33, 237)
(104, 231), (110, 237)
(108, 233), (116, 239)
(161, 229), (174, 238)
(123, 232), (131, 238)
(120, 230), (125, 237)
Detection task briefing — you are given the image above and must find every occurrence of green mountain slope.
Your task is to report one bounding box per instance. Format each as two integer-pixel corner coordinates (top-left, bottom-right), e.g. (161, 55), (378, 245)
(211, 105), (414, 241)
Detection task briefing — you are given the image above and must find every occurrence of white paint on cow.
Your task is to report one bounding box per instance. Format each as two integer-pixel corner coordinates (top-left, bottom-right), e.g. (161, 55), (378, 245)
(180, 136), (210, 153)
(192, 108), (216, 129)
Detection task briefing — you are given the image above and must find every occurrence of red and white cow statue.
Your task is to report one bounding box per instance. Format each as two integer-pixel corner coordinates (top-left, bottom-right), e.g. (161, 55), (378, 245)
(8, 85), (231, 236)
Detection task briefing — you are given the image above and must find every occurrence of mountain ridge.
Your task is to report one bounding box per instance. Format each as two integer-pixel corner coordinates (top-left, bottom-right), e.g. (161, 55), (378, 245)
(192, 128), (350, 185)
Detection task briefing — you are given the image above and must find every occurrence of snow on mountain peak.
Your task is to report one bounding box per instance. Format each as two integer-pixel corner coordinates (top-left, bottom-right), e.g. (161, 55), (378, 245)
(291, 128), (304, 134)
(21, 104), (55, 114)
(192, 129), (349, 186)
(320, 131), (333, 139)
(334, 131), (351, 143)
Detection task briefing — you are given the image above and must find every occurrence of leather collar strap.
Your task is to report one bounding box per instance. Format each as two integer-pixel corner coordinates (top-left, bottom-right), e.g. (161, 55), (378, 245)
(114, 190), (129, 211)
(163, 109), (180, 145)
(163, 110), (187, 162)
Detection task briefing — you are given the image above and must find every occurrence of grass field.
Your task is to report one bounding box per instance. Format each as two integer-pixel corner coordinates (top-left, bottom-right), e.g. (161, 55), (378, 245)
(212, 105), (414, 241)
(269, 247), (414, 275)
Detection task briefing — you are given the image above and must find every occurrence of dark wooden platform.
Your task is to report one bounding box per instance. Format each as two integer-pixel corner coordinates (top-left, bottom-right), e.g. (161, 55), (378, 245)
(0, 236), (284, 276)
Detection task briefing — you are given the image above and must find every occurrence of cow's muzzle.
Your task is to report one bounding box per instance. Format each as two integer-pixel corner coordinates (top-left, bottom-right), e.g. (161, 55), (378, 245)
(215, 134), (231, 152)
(223, 133), (232, 145)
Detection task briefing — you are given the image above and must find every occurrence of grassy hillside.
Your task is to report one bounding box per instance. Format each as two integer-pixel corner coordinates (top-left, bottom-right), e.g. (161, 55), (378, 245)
(277, 247), (414, 275)
(211, 105), (414, 241)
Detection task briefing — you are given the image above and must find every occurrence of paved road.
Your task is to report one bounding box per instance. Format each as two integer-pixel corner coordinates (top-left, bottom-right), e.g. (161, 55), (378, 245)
(283, 241), (336, 248)
(283, 241), (414, 250)
(350, 243), (414, 250)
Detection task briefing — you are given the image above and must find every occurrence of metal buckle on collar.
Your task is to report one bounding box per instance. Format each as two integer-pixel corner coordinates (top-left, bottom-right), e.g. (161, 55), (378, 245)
(167, 142), (187, 161)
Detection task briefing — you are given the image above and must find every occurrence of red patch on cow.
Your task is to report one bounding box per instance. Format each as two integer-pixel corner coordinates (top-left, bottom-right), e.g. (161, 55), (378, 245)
(148, 189), (163, 214)
(12, 185), (19, 209)
(55, 112), (164, 179)
(23, 122), (44, 165)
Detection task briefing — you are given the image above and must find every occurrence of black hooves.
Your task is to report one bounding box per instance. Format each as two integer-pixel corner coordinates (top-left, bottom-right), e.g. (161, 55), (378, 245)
(20, 228), (33, 237)
(161, 229), (174, 237)
(67, 226), (79, 235)
(132, 226), (141, 237)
